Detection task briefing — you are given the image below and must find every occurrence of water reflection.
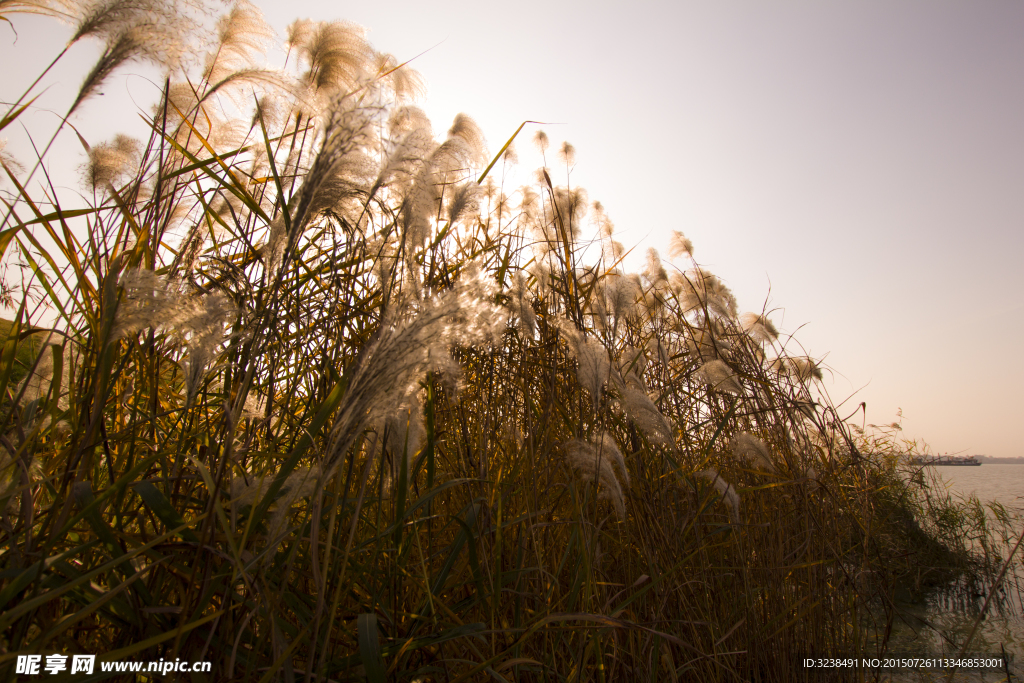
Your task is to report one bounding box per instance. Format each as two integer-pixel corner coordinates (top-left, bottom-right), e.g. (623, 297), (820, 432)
(866, 577), (1023, 682)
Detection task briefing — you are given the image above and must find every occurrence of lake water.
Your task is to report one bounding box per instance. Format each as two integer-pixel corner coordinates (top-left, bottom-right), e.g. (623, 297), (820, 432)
(933, 464), (1024, 512)
(877, 464), (1024, 682)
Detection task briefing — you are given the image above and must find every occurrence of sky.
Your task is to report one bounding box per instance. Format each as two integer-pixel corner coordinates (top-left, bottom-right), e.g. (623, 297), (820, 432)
(2, 1), (1023, 457)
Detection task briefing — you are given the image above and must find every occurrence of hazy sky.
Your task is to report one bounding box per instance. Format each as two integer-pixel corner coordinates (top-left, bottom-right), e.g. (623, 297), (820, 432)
(2, 1), (1022, 456)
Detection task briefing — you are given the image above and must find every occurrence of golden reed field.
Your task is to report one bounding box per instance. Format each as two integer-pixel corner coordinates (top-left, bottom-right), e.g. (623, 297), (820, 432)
(0, 0), (1021, 680)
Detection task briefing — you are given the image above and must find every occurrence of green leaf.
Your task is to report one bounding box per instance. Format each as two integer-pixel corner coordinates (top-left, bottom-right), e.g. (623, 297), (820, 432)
(0, 305), (24, 404)
(0, 94), (38, 132)
(358, 613), (386, 683)
(134, 481), (200, 543)
(476, 120), (548, 184)
(6, 207), (98, 228)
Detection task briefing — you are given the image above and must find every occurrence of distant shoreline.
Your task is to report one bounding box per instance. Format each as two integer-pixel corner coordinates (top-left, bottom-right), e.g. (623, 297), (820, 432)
(910, 456), (1024, 465)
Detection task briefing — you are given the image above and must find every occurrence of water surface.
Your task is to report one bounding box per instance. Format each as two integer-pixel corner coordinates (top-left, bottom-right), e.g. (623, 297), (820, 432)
(878, 463), (1024, 681)
(932, 464), (1024, 511)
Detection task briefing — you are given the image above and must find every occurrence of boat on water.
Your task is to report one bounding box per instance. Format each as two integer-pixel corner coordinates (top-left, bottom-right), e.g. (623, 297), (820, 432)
(911, 455), (982, 466)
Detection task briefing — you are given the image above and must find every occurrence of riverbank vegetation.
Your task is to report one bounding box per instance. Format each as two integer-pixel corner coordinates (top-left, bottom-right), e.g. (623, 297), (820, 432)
(1, 1), (1020, 680)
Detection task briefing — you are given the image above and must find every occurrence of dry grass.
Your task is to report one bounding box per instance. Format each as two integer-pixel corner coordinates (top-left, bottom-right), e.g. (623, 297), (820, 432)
(0, 3), (1019, 681)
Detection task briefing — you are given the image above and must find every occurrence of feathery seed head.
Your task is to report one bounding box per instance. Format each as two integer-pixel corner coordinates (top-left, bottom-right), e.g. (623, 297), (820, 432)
(117, 270), (237, 395)
(502, 142), (518, 165)
(792, 357), (823, 382)
(294, 20), (374, 93)
(73, 20), (189, 113)
(518, 185), (539, 222)
(203, 0), (272, 82)
(0, 138), (23, 176)
(731, 432), (774, 470)
(610, 240), (625, 260)
(0, 0), (78, 22)
(372, 51), (425, 101)
(528, 260), (551, 294)
(240, 392), (266, 421)
(285, 17), (312, 50)
(740, 312), (779, 344)
(558, 141), (576, 166)
(617, 345), (646, 382)
(596, 431), (629, 486)
(592, 202), (616, 243)
(616, 384), (674, 447)
(263, 215), (287, 272)
(647, 337), (672, 369)
(550, 186), (588, 240)
(384, 392), (425, 470)
(600, 271), (640, 328)
(806, 465), (820, 491)
(698, 468), (740, 522)
(668, 230), (694, 259)
(323, 261), (507, 459)
(565, 438), (625, 518)
(533, 130), (549, 154)
(644, 248), (667, 284)
(82, 133), (140, 191)
(73, 0), (191, 44)
(158, 82), (200, 125)
(428, 114), (486, 178)
(446, 182), (480, 226)
(444, 113), (487, 166)
(697, 359), (743, 395)
(673, 268), (737, 320)
(179, 344), (214, 404)
(774, 356), (822, 383)
(388, 106), (431, 138)
(507, 272), (536, 337)
(576, 337), (611, 407)
(685, 328), (730, 362)
(252, 93), (284, 128)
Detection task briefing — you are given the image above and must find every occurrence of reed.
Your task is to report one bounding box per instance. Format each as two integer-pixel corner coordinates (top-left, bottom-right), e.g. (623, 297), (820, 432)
(0, 3), (1018, 680)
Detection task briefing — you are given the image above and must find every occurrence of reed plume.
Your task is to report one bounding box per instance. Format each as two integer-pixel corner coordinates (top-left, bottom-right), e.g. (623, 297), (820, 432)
(382, 392), (425, 472)
(82, 134), (140, 192)
(773, 356), (823, 382)
(290, 19), (374, 94)
(321, 263), (507, 471)
(565, 436), (626, 518)
(0, 139), (23, 176)
(667, 230), (693, 259)
(0, 0), (75, 21)
(643, 247), (668, 285)
(70, 0), (203, 114)
(2, 8), (1004, 680)
(506, 272), (536, 337)
(673, 268), (738, 320)
(533, 129), (549, 154)
(576, 337), (611, 408)
(371, 51), (424, 101)
(232, 465), (321, 544)
(557, 141), (576, 166)
(203, 0), (273, 83)
(616, 383), (674, 447)
(699, 468), (740, 522)
(731, 431), (774, 471)
(740, 312), (778, 343)
(697, 359), (743, 395)
(117, 269), (236, 402)
(434, 113), (487, 173)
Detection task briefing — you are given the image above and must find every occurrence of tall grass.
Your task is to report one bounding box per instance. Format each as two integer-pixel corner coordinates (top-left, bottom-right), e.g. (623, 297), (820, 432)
(1, 2), (1019, 680)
